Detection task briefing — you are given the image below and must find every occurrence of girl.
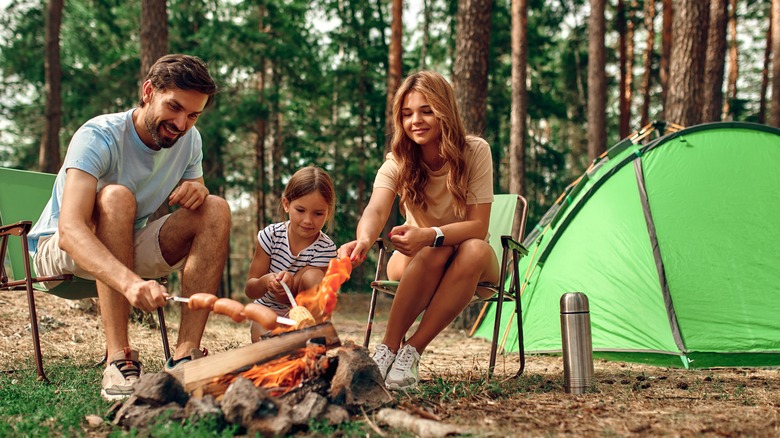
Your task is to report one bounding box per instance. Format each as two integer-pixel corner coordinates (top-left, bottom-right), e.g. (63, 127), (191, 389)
(338, 71), (497, 389)
(245, 165), (337, 342)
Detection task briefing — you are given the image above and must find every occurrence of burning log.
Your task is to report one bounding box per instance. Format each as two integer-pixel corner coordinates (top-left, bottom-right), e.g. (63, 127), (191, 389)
(167, 322), (341, 395)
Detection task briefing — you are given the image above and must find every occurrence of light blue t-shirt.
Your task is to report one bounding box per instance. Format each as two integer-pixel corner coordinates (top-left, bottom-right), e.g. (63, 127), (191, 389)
(28, 109), (204, 254)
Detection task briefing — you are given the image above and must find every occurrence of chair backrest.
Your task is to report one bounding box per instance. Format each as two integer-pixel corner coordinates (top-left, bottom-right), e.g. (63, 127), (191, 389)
(486, 194), (522, 260)
(0, 167), (56, 282)
(0, 167), (100, 299)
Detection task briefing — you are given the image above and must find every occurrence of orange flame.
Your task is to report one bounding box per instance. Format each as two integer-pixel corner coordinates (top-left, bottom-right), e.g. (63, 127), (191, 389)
(215, 341), (328, 397)
(295, 257), (352, 322)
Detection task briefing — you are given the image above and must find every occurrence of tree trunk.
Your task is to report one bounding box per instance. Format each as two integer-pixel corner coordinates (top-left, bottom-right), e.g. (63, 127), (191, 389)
(661, 0), (673, 107)
(510, 0), (528, 238)
(639, 0), (656, 127)
(385, 0), (402, 153)
(39, 0), (63, 174)
(618, 0), (630, 138)
(140, 0), (169, 79)
(759, 3), (772, 125)
(254, 6), (268, 234)
(771, 0), (780, 127)
(703, 0), (728, 123)
(420, 0), (431, 69)
(664, 0), (709, 127)
(723, 0), (739, 118)
(140, 0), (170, 227)
(453, 0), (492, 135)
(587, 0), (607, 161)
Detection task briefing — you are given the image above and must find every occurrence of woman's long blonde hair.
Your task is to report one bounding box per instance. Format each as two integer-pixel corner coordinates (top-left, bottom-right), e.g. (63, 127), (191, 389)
(390, 71), (469, 217)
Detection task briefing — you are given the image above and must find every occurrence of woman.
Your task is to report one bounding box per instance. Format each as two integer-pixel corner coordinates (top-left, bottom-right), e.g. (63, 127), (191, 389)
(338, 71), (498, 390)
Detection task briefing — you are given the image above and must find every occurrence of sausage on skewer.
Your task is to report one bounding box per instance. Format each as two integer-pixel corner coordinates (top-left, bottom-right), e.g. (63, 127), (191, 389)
(212, 298), (247, 323)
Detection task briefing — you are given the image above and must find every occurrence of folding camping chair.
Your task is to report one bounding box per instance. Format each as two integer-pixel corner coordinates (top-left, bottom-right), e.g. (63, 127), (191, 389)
(0, 167), (171, 383)
(363, 194), (529, 375)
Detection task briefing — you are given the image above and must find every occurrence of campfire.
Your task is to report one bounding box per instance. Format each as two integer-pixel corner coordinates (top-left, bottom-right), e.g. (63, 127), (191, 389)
(111, 257), (399, 436)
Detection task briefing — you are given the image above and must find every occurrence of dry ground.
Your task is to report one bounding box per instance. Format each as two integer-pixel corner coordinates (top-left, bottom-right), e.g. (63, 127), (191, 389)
(1, 290), (779, 437)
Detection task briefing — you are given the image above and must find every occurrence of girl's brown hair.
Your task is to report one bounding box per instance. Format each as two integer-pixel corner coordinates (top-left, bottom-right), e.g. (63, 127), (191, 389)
(281, 166), (336, 231)
(390, 71), (469, 217)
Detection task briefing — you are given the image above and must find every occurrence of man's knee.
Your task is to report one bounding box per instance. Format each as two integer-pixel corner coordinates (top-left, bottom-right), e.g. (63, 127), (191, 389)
(200, 195), (231, 226)
(95, 185), (137, 220)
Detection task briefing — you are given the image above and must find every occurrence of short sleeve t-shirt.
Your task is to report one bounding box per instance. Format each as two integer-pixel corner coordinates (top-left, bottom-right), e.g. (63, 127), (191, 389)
(254, 221), (337, 313)
(27, 109), (204, 254)
(373, 136), (494, 229)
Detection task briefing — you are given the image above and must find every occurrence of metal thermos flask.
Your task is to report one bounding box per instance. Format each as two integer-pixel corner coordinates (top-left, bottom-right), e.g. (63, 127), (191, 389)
(560, 292), (593, 394)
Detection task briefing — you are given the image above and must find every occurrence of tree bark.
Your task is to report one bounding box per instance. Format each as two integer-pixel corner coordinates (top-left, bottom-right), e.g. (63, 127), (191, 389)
(453, 0), (492, 135)
(254, 5), (269, 233)
(660, 0), (673, 106)
(510, 0), (528, 238)
(385, 0), (402, 153)
(771, 0), (780, 127)
(723, 0), (739, 118)
(587, 0), (607, 161)
(639, 0), (656, 127)
(703, 0), (728, 123)
(664, 0), (709, 127)
(140, 0), (169, 79)
(759, 1), (773, 125)
(39, 0), (63, 173)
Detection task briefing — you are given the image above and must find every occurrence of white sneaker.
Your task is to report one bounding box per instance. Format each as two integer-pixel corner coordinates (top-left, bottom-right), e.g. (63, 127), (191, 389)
(372, 344), (396, 380)
(385, 344), (420, 390)
(101, 347), (142, 401)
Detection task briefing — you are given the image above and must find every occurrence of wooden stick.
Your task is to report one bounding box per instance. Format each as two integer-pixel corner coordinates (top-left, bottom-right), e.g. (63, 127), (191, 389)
(168, 322), (340, 394)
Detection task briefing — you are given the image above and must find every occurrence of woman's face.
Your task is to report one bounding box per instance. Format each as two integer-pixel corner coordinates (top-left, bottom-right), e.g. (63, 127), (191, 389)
(401, 91), (441, 147)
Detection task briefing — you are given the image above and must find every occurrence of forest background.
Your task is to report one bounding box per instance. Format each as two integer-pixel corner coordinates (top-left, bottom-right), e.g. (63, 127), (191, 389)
(1, 0), (779, 298)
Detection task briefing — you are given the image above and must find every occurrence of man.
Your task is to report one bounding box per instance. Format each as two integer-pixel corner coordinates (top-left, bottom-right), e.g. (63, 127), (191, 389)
(28, 54), (231, 400)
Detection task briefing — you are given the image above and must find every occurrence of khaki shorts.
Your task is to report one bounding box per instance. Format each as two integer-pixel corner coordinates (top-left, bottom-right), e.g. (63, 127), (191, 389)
(33, 214), (186, 290)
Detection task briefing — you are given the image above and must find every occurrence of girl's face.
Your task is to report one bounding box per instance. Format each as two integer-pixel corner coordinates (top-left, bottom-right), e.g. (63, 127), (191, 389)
(401, 90), (441, 147)
(283, 192), (330, 241)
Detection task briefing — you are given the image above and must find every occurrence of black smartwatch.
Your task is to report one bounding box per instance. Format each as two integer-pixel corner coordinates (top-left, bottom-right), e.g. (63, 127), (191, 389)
(431, 226), (445, 247)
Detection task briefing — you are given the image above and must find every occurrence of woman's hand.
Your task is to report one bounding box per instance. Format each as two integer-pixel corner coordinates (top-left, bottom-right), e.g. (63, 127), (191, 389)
(388, 224), (435, 257)
(338, 240), (369, 266)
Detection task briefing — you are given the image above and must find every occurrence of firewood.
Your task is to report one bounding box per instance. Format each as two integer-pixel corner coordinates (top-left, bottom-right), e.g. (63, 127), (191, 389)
(167, 322), (340, 395)
(376, 408), (460, 437)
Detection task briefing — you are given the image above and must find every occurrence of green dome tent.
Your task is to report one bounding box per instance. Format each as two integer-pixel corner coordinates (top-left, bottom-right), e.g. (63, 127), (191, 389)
(474, 122), (780, 369)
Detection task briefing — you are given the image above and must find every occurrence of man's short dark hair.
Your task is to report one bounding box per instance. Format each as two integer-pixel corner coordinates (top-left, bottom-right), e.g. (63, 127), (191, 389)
(138, 54), (218, 108)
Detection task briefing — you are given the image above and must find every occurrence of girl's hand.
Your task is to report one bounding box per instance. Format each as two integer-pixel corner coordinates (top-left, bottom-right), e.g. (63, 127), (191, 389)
(338, 240), (368, 267)
(267, 271), (294, 299)
(389, 224), (433, 257)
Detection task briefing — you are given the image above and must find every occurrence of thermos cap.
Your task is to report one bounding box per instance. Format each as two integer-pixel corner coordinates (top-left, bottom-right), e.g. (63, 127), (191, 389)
(560, 292), (589, 313)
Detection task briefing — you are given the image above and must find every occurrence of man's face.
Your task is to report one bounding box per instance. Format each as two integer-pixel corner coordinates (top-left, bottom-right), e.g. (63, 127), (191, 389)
(141, 84), (208, 149)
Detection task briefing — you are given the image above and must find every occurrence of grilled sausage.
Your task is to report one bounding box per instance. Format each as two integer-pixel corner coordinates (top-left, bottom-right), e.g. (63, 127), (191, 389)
(212, 298), (247, 323)
(243, 303), (279, 330)
(188, 293), (218, 311)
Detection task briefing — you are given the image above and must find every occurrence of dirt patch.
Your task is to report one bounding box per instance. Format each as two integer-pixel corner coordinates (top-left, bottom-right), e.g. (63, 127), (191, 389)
(2, 291), (779, 436)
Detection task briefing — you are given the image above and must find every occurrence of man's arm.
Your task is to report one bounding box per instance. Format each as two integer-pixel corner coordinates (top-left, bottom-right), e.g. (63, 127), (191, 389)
(58, 168), (166, 311)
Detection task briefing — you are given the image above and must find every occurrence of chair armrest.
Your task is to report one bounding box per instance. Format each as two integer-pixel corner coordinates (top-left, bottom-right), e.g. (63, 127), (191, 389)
(501, 235), (529, 257)
(0, 221), (33, 237)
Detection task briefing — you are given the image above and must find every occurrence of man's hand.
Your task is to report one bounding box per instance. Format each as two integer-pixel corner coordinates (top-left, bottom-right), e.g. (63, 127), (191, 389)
(169, 180), (209, 210)
(388, 224), (433, 257)
(338, 240), (368, 267)
(124, 280), (168, 313)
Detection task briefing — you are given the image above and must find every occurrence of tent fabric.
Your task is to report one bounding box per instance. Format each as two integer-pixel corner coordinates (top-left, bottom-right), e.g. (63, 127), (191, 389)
(474, 122), (780, 369)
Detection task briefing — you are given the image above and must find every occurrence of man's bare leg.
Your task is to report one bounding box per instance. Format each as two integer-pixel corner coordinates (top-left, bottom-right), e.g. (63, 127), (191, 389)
(158, 195), (231, 360)
(93, 186), (137, 359)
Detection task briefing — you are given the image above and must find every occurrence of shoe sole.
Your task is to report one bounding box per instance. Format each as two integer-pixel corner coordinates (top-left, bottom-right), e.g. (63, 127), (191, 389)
(100, 389), (133, 401)
(385, 380), (417, 390)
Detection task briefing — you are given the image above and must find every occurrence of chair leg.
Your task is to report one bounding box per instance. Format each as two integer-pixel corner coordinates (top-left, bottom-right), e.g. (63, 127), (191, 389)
(24, 283), (49, 383)
(157, 307), (171, 361)
(363, 288), (379, 349)
(512, 249), (525, 376)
